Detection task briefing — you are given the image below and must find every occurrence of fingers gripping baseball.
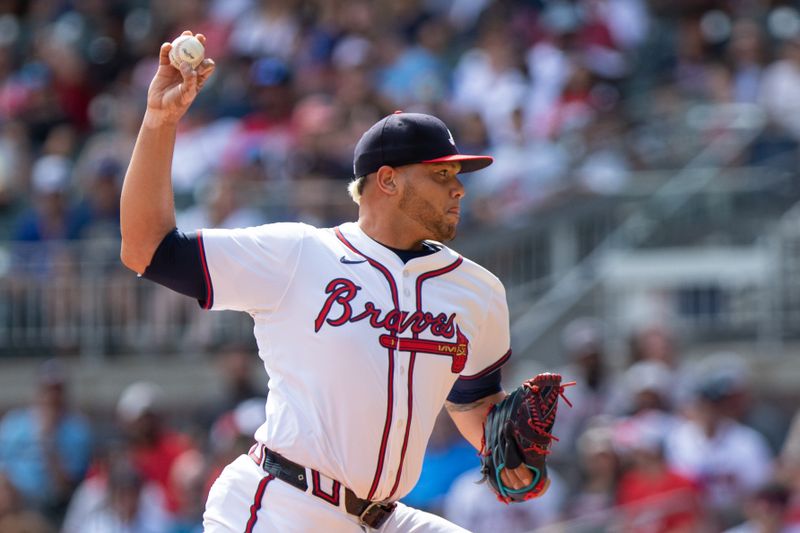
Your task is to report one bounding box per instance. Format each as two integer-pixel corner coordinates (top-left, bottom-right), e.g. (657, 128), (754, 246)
(146, 31), (215, 125)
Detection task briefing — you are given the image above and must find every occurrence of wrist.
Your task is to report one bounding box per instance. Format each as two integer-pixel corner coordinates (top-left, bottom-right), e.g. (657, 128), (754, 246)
(143, 109), (181, 130)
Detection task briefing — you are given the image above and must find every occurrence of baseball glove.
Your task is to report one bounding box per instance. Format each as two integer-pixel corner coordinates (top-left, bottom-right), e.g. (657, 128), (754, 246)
(480, 372), (574, 503)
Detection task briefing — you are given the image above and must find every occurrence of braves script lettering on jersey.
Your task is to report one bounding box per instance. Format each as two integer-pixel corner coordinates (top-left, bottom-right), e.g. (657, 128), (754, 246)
(200, 222), (510, 503)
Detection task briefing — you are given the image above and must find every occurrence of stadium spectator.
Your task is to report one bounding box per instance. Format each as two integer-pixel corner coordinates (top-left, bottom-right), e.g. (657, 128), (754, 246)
(574, 113), (633, 195)
(451, 22), (529, 145)
(73, 157), (123, 240)
(167, 449), (207, 533)
(12, 155), (82, 242)
(63, 441), (169, 533)
(612, 360), (675, 417)
(627, 321), (680, 369)
(375, 15), (449, 108)
(665, 364), (774, 529)
(723, 483), (800, 533)
(228, 0), (300, 61)
(205, 398), (266, 499)
(551, 317), (614, 470)
(176, 176), (264, 232)
(615, 415), (705, 533)
(565, 422), (621, 524)
(116, 382), (194, 517)
(759, 36), (800, 144)
(726, 18), (768, 105)
(0, 359), (92, 521)
(218, 57), (297, 185)
(470, 106), (571, 226)
(73, 454), (171, 533)
(287, 94), (353, 186)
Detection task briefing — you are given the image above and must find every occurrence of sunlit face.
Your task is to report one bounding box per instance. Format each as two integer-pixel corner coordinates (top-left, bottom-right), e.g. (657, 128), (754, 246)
(395, 162), (464, 242)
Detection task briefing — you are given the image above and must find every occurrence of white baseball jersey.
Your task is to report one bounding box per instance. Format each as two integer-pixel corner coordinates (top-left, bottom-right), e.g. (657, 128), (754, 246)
(198, 221), (511, 502)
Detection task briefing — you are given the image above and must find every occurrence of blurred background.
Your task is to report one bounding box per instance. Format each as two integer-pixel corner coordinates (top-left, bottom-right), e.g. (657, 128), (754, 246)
(1, 0), (800, 531)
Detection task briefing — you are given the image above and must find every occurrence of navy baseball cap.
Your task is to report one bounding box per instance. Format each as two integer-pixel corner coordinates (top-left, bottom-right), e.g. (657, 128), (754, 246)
(353, 112), (493, 177)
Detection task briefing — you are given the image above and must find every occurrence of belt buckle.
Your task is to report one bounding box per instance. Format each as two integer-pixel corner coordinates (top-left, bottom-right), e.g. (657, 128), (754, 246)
(359, 501), (397, 529)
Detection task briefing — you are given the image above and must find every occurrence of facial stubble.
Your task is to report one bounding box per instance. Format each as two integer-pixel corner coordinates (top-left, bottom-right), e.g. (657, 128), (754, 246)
(398, 180), (457, 243)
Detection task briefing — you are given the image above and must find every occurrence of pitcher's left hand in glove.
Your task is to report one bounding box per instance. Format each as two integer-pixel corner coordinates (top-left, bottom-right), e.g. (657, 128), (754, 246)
(480, 372), (574, 503)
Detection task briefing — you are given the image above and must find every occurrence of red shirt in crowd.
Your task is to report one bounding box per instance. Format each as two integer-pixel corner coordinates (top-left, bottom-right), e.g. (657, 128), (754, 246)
(617, 468), (703, 533)
(131, 431), (193, 513)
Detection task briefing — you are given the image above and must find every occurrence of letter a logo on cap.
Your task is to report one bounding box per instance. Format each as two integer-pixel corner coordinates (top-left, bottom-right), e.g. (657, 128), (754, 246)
(446, 128), (455, 146)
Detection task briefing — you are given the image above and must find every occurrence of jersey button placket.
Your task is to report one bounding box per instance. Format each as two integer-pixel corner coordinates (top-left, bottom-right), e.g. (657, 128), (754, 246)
(385, 268), (413, 498)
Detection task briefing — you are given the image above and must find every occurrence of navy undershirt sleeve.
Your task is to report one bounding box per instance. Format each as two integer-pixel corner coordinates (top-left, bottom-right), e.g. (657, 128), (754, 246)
(447, 369), (503, 404)
(141, 228), (207, 303)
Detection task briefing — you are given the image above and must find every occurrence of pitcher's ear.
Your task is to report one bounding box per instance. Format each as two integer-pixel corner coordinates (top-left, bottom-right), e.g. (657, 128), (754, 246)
(375, 165), (399, 195)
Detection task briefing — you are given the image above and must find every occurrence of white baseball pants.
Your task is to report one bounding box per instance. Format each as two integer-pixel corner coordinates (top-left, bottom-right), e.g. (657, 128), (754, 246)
(203, 454), (468, 532)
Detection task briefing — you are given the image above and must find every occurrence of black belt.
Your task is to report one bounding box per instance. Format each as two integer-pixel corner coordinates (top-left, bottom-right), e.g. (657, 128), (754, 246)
(249, 445), (396, 529)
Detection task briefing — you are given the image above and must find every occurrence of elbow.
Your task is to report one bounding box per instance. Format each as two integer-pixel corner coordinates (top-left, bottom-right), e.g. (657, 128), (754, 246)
(120, 227), (171, 274)
(119, 241), (149, 275)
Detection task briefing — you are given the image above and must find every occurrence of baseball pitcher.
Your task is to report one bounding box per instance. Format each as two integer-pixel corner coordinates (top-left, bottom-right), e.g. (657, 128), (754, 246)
(120, 32), (572, 532)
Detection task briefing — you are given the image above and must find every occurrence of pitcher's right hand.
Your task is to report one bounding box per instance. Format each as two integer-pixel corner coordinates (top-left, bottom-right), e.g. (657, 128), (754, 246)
(145, 31), (215, 128)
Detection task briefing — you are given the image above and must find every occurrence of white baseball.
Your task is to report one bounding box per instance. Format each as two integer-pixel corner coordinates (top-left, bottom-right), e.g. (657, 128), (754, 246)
(169, 35), (205, 70)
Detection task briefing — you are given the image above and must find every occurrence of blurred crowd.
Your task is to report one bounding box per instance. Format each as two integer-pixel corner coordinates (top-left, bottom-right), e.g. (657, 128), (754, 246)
(1, 319), (800, 532)
(3, 0), (800, 531)
(3, 0), (800, 246)
(0, 345), (266, 533)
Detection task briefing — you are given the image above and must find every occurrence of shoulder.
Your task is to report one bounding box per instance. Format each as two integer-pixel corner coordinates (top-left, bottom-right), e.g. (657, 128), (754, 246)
(251, 221), (317, 235)
(461, 255), (503, 284)
(201, 221), (316, 242)
(266, 222), (338, 244)
(443, 247), (506, 294)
